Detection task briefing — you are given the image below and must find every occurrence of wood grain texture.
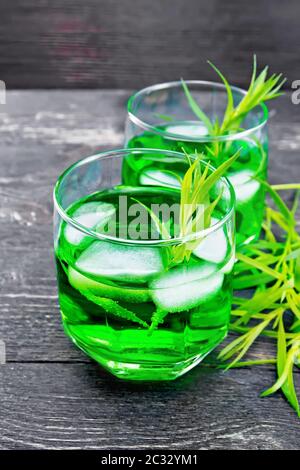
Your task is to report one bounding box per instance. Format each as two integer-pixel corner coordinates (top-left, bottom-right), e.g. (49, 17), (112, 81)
(0, 90), (299, 449)
(1, 364), (300, 450)
(0, 0), (299, 89)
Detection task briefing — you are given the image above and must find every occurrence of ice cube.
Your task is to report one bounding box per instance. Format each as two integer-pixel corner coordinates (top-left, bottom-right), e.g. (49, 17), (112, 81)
(140, 168), (182, 188)
(166, 123), (208, 138)
(227, 170), (260, 203)
(68, 266), (150, 303)
(149, 263), (224, 312)
(75, 240), (165, 284)
(64, 202), (115, 245)
(193, 217), (228, 264)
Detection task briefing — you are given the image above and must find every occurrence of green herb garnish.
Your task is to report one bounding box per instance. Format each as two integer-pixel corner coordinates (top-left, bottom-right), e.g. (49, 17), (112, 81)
(219, 184), (300, 417)
(135, 148), (240, 266)
(171, 149), (240, 263)
(180, 57), (285, 166)
(182, 56), (286, 137)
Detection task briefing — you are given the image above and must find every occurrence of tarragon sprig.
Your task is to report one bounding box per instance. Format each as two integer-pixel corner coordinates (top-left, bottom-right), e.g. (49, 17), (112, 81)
(170, 148), (240, 263)
(134, 148), (240, 267)
(180, 58), (285, 167)
(182, 56), (286, 137)
(218, 184), (300, 417)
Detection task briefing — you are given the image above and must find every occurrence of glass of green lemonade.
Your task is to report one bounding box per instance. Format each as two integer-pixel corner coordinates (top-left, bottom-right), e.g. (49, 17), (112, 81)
(124, 81), (268, 246)
(54, 148), (235, 381)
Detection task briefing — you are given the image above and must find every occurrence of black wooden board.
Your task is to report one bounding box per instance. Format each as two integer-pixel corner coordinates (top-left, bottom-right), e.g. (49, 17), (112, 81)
(0, 90), (299, 449)
(0, 0), (299, 89)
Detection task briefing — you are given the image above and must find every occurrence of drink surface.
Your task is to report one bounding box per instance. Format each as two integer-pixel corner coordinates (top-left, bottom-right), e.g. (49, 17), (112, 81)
(55, 186), (233, 380)
(125, 122), (267, 245)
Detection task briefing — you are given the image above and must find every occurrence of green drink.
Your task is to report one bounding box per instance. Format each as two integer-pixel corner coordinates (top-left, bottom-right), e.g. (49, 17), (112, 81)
(125, 80), (269, 246)
(54, 149), (235, 381)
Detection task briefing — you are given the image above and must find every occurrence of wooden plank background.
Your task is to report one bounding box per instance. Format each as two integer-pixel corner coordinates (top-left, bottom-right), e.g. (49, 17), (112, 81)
(0, 90), (300, 449)
(0, 0), (299, 89)
(1, 0), (300, 449)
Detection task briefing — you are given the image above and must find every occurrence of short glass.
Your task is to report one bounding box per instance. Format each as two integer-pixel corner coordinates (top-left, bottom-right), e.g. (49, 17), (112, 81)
(53, 148), (235, 381)
(124, 81), (268, 246)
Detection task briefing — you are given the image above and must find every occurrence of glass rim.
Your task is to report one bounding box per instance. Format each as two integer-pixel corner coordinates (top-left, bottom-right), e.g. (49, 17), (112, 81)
(53, 148), (236, 246)
(127, 80), (269, 142)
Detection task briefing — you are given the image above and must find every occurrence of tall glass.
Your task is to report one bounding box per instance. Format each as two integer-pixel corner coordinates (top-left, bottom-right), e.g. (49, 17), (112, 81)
(124, 81), (268, 246)
(53, 148), (235, 381)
